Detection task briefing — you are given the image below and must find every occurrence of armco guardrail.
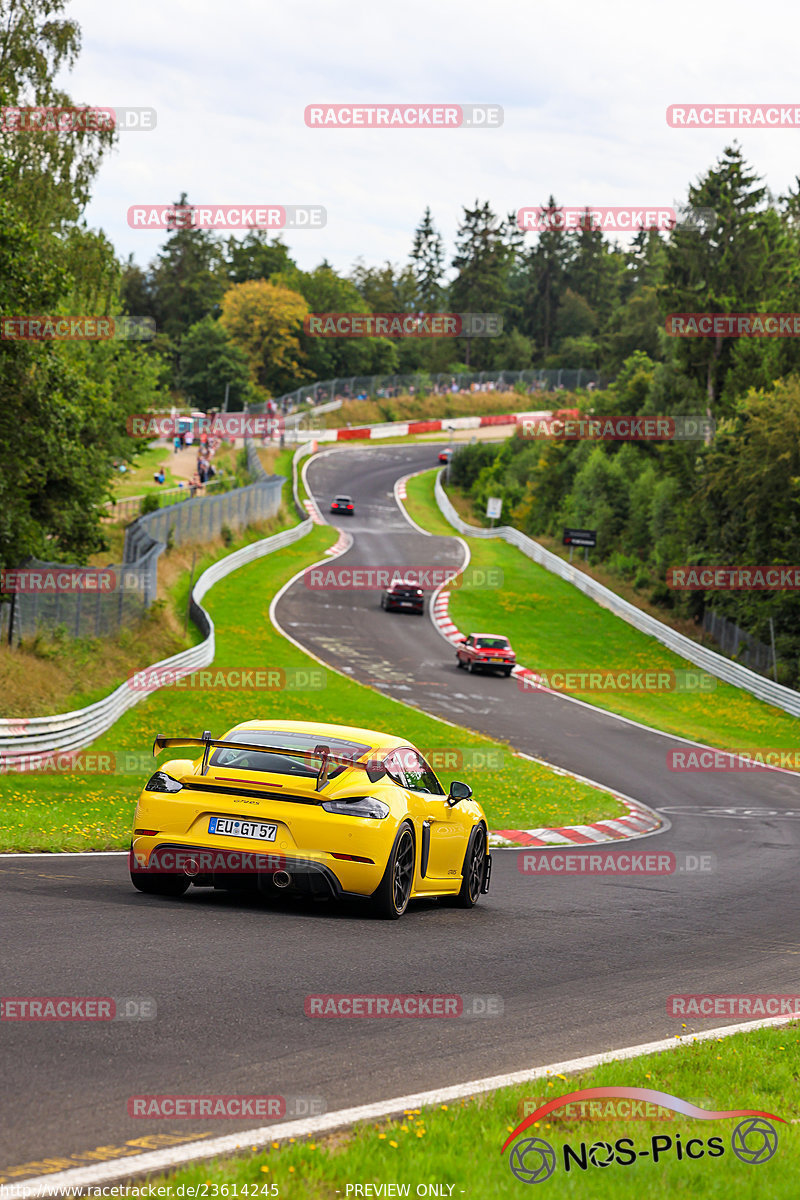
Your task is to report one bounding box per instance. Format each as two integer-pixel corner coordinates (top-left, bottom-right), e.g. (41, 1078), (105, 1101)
(434, 471), (800, 718)
(292, 441), (316, 519)
(0, 518), (313, 765)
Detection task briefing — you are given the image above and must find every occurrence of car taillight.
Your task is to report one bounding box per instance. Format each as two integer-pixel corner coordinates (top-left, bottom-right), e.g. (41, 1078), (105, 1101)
(144, 771), (183, 793)
(322, 796), (389, 819)
(346, 504), (353, 509)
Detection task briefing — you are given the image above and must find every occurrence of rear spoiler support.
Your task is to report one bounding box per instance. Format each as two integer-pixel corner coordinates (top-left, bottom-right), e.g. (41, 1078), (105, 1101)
(152, 732), (387, 787)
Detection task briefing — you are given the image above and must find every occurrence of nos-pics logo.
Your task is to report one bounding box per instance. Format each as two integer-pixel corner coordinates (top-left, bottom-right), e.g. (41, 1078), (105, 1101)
(502, 1087), (782, 1184)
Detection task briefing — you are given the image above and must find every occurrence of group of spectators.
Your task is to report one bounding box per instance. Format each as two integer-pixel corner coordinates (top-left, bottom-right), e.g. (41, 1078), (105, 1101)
(189, 436), (219, 498)
(150, 428), (224, 498)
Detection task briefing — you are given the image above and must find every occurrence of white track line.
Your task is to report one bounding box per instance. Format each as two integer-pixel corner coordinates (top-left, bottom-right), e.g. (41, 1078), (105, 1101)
(0, 850), (127, 859)
(17, 1013), (800, 1196)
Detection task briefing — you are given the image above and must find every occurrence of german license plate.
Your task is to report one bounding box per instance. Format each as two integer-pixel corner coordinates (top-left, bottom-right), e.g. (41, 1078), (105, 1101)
(208, 816), (277, 842)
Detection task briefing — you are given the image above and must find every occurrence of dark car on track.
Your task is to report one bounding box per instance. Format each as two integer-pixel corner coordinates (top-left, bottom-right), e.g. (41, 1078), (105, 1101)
(330, 495), (355, 514)
(381, 579), (424, 614)
(456, 633), (516, 676)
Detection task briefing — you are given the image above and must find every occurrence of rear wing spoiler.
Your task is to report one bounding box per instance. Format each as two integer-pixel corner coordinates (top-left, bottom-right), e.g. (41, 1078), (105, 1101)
(152, 732), (387, 791)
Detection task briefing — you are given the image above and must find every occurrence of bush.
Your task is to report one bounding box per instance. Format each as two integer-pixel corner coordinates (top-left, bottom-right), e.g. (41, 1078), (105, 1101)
(140, 492), (160, 515)
(649, 582), (674, 609)
(220, 524), (234, 547)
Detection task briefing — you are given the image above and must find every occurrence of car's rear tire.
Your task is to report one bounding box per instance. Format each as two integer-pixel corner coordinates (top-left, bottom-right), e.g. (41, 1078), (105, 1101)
(371, 823), (415, 919)
(503, 667), (513, 677)
(456, 656), (465, 668)
(468, 659), (478, 673)
(454, 825), (487, 908)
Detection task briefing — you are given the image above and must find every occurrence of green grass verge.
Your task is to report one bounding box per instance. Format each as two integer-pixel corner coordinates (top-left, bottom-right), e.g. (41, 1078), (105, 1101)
(404, 470), (800, 753)
(143, 1023), (799, 1198)
(112, 445), (178, 498)
(0, 525), (622, 850)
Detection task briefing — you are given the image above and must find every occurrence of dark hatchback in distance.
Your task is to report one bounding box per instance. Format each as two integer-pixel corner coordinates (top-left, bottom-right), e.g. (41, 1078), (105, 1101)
(381, 579), (425, 614)
(330, 495), (355, 514)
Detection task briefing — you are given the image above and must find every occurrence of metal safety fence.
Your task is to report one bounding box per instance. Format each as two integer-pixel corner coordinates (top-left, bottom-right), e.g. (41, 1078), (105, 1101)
(702, 609), (775, 675)
(123, 477), (283, 563)
(253, 367), (606, 417)
(1, 476), (284, 644)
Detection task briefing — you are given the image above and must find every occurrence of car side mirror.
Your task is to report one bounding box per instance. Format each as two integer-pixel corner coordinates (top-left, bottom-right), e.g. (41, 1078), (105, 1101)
(447, 780), (472, 807)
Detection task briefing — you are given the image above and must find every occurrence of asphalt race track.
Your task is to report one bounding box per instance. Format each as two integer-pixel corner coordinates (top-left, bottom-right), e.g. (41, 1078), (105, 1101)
(3, 443), (799, 1179)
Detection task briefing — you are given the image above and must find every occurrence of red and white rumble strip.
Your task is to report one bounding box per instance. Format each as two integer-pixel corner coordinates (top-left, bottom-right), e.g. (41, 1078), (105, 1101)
(307, 409), (554, 443)
(304, 497), (324, 524)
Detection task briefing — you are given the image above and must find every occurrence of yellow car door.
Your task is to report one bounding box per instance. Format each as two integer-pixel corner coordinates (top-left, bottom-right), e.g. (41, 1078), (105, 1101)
(395, 749), (472, 889)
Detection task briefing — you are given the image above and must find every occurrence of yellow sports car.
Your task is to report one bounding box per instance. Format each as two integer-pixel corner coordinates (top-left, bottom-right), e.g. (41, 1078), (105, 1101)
(130, 720), (491, 919)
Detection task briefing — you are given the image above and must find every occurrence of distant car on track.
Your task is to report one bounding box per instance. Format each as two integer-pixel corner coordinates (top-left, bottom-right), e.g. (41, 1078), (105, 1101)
(330, 495), (355, 514)
(438, 447), (454, 463)
(381, 579), (424, 615)
(130, 721), (491, 919)
(456, 633), (516, 677)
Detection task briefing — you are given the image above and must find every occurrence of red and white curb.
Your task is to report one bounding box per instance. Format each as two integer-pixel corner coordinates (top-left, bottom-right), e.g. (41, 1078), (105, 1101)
(433, 588), (462, 643)
(311, 408), (562, 443)
(490, 797), (661, 848)
(304, 497), (324, 524)
(427, 562), (663, 848)
(325, 530), (353, 556)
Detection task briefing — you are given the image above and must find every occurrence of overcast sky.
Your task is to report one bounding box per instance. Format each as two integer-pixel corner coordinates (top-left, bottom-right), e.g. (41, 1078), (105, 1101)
(61, 0), (800, 278)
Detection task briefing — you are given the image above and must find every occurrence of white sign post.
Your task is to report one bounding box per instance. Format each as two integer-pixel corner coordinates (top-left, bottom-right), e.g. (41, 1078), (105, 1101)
(486, 497), (502, 527)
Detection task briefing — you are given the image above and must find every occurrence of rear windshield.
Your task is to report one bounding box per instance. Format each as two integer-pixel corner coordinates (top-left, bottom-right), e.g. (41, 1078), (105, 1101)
(476, 637), (509, 649)
(210, 731), (371, 780)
